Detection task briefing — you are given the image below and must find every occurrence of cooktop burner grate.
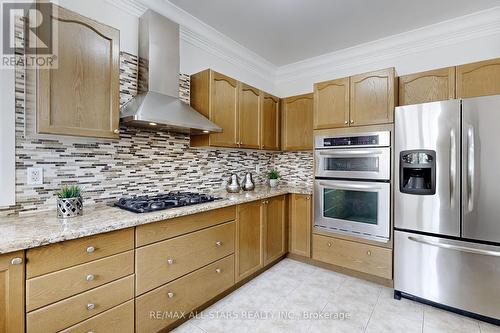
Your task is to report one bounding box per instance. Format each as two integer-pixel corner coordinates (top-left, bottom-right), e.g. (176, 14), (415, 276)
(114, 192), (221, 213)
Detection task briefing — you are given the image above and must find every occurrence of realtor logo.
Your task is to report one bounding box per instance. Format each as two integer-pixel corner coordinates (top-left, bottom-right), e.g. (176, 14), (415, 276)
(1, 2), (58, 68)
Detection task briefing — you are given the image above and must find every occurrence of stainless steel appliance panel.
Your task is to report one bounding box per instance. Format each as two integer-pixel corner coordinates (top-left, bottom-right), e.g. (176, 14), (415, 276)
(315, 179), (390, 241)
(395, 100), (461, 236)
(314, 147), (390, 180)
(395, 230), (500, 319)
(462, 95), (500, 244)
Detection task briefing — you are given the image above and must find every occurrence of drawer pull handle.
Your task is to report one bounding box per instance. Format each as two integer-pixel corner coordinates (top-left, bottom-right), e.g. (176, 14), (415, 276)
(10, 257), (23, 265)
(86, 246), (95, 253)
(86, 274), (95, 282)
(215, 241), (222, 247)
(86, 303), (95, 311)
(327, 242), (332, 247)
(167, 259), (175, 265)
(87, 331), (94, 333)
(167, 292), (175, 298)
(367, 250), (372, 256)
(215, 268), (222, 274)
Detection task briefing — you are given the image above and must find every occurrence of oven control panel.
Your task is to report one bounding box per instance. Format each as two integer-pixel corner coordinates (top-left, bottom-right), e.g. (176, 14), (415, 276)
(315, 131), (390, 149)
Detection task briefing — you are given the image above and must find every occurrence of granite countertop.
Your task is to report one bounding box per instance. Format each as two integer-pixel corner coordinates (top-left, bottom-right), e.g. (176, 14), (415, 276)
(0, 185), (312, 254)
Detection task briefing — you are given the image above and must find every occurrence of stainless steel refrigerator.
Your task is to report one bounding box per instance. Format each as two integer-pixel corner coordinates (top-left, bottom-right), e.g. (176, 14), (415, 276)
(394, 95), (500, 322)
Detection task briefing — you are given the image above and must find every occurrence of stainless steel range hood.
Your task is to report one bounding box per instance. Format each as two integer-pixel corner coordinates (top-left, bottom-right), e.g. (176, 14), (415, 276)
(120, 10), (222, 134)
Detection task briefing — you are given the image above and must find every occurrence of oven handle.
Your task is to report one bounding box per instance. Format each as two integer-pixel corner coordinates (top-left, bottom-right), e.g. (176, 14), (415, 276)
(318, 149), (386, 156)
(408, 236), (500, 257)
(318, 181), (386, 191)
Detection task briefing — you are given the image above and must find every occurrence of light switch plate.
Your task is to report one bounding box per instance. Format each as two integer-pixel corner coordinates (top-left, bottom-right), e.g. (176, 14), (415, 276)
(27, 167), (43, 185)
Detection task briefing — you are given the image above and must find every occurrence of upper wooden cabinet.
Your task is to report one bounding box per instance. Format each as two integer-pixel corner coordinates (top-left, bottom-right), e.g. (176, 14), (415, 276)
(37, 5), (120, 139)
(260, 93), (280, 150)
(238, 83), (261, 149)
(263, 195), (286, 265)
(314, 77), (350, 129)
(0, 251), (25, 333)
(235, 201), (263, 282)
(399, 67), (456, 106)
(281, 93), (314, 151)
(350, 68), (396, 126)
(456, 58), (500, 98)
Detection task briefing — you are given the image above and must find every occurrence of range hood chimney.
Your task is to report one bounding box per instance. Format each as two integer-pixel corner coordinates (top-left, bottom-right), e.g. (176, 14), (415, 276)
(120, 10), (222, 134)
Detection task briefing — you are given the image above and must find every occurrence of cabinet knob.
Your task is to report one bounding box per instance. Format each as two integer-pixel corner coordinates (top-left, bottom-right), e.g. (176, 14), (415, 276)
(113, 129), (120, 134)
(327, 242), (333, 248)
(10, 257), (23, 265)
(86, 303), (95, 311)
(167, 292), (175, 298)
(367, 250), (372, 256)
(167, 258), (175, 265)
(86, 246), (95, 253)
(87, 331), (95, 333)
(215, 268), (222, 274)
(306, 196), (310, 200)
(86, 274), (95, 282)
(344, 120), (348, 124)
(350, 120), (354, 124)
(215, 241), (222, 247)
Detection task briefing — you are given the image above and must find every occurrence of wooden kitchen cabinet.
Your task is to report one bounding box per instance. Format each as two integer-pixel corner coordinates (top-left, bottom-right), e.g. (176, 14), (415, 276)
(350, 68), (395, 126)
(37, 5), (120, 139)
(264, 195), (287, 265)
(281, 93), (314, 150)
(456, 58), (500, 98)
(314, 77), (350, 129)
(261, 92), (280, 150)
(289, 194), (312, 257)
(399, 67), (456, 106)
(239, 83), (261, 149)
(0, 251), (25, 333)
(235, 200), (264, 281)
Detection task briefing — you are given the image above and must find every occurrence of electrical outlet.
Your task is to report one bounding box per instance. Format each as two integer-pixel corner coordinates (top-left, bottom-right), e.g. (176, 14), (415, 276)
(255, 165), (261, 173)
(27, 167), (43, 185)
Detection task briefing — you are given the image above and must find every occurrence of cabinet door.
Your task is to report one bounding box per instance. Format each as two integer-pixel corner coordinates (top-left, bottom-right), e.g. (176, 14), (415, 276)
(350, 68), (395, 126)
(289, 194), (311, 257)
(37, 5), (120, 139)
(0, 251), (25, 333)
(457, 58), (500, 98)
(235, 201), (263, 281)
(238, 83), (261, 149)
(282, 93), (313, 151)
(261, 93), (280, 150)
(399, 67), (455, 106)
(264, 195), (286, 265)
(210, 72), (239, 148)
(314, 77), (350, 129)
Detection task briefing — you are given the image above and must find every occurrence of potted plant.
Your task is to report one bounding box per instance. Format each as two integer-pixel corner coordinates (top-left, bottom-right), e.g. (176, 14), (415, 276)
(267, 170), (280, 188)
(56, 185), (83, 218)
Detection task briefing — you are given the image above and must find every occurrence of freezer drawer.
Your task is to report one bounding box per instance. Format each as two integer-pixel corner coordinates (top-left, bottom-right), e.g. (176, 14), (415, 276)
(395, 230), (500, 320)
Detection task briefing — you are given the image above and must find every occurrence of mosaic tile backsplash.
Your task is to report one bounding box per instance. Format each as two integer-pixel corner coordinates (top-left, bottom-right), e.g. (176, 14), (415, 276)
(0, 51), (312, 216)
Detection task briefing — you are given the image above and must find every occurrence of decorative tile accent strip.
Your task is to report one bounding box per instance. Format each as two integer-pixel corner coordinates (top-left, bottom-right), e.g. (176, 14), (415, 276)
(0, 44), (312, 216)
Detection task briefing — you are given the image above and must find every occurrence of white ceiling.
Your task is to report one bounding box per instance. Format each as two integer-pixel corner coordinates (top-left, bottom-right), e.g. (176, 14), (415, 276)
(168, 0), (500, 66)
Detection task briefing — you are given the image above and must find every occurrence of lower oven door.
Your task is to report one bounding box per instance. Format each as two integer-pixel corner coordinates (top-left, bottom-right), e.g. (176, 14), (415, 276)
(314, 179), (390, 241)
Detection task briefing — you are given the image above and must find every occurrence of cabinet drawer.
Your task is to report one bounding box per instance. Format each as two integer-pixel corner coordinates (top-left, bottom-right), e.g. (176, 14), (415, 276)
(27, 228), (134, 278)
(27, 250), (134, 311)
(136, 221), (235, 295)
(136, 255), (234, 333)
(59, 300), (134, 333)
(312, 234), (392, 279)
(27, 275), (134, 333)
(136, 206), (236, 247)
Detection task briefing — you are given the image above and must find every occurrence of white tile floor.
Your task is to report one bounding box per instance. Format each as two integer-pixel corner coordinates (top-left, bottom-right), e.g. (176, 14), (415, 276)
(172, 259), (500, 333)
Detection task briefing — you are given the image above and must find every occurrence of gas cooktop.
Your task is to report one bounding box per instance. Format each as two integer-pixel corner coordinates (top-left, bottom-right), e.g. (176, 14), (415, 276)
(114, 192), (221, 213)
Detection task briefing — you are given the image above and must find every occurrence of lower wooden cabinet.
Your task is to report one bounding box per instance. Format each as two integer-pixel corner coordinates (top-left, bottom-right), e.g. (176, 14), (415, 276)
(289, 194), (312, 257)
(264, 195), (287, 265)
(235, 201), (264, 281)
(0, 251), (25, 333)
(135, 255), (235, 333)
(312, 234), (392, 279)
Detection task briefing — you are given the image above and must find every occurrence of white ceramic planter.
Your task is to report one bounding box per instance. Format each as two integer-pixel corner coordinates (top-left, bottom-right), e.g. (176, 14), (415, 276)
(269, 179), (278, 188)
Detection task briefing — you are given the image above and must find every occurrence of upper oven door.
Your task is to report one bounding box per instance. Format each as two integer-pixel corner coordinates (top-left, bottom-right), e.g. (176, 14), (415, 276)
(315, 147), (390, 180)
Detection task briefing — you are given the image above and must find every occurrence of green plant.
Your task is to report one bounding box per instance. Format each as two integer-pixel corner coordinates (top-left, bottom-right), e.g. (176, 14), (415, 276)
(267, 170), (280, 180)
(57, 185), (82, 199)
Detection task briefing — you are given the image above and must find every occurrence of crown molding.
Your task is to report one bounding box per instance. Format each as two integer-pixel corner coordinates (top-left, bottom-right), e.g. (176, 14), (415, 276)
(103, 0), (148, 17)
(276, 6), (500, 86)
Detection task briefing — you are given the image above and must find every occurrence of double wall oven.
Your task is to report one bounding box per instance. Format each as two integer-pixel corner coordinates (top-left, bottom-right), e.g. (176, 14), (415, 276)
(314, 131), (391, 242)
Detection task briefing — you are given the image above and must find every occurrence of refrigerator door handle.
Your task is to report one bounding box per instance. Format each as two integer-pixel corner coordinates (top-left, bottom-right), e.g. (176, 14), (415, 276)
(449, 129), (456, 207)
(408, 236), (500, 257)
(466, 126), (475, 212)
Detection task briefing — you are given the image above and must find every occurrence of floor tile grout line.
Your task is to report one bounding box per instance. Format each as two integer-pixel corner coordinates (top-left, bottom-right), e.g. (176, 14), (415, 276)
(364, 286), (383, 333)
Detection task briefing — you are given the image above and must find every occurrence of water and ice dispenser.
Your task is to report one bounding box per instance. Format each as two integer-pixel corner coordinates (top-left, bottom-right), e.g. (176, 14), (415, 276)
(399, 150), (436, 195)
